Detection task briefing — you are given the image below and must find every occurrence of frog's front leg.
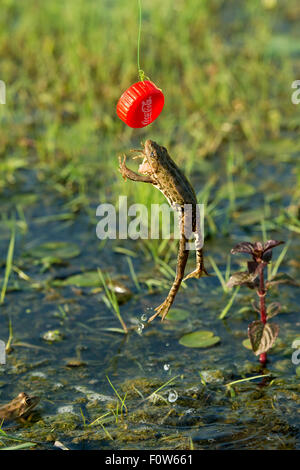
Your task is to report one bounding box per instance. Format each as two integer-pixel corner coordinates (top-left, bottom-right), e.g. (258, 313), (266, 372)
(148, 212), (190, 322)
(119, 155), (153, 183)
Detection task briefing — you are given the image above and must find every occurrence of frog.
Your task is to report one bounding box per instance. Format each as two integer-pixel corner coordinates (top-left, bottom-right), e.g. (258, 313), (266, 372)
(119, 139), (207, 322)
(0, 392), (39, 422)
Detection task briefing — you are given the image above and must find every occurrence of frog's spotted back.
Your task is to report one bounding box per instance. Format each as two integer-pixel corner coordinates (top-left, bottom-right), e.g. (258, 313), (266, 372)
(142, 140), (198, 208)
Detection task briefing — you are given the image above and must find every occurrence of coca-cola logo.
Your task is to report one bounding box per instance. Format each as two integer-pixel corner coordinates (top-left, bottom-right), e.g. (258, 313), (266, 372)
(141, 96), (152, 125)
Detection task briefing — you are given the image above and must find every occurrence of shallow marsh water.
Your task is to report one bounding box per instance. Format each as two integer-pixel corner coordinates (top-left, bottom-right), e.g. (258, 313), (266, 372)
(0, 145), (299, 450)
(0, 0), (300, 451)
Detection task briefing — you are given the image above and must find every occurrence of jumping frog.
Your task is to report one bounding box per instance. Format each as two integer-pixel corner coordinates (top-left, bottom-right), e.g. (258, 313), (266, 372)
(119, 139), (208, 322)
(0, 392), (39, 422)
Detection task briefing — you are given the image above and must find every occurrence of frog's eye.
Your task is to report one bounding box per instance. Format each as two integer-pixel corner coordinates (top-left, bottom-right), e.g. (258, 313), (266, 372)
(25, 396), (31, 405)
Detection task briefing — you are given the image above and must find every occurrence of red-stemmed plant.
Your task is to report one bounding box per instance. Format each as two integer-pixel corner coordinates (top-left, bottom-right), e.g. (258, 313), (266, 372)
(227, 240), (284, 366)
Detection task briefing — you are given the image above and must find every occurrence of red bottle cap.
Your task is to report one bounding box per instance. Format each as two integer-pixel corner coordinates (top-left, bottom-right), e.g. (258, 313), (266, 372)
(116, 80), (164, 128)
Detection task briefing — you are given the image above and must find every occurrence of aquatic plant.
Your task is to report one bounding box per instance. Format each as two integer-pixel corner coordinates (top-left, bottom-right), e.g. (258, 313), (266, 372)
(0, 225), (15, 305)
(97, 268), (129, 334)
(227, 240), (285, 366)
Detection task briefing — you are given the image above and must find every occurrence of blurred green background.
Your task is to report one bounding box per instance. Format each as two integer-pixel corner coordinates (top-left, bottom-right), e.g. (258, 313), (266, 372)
(0, 0), (299, 209)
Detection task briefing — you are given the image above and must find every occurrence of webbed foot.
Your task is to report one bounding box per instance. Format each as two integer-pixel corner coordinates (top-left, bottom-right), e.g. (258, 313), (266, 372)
(148, 298), (173, 323)
(183, 266), (209, 282)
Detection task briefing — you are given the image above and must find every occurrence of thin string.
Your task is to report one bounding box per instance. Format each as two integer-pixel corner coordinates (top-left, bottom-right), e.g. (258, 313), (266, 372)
(137, 0), (149, 81)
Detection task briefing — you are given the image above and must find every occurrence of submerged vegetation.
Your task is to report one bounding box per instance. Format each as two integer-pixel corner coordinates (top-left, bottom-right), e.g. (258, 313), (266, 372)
(0, 0), (299, 450)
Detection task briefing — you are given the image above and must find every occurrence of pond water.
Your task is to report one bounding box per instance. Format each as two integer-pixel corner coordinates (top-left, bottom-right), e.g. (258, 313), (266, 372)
(0, 142), (299, 450)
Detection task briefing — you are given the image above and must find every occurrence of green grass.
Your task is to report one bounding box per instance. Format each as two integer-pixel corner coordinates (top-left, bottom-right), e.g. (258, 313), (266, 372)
(0, 0), (297, 201)
(0, 225), (15, 304)
(97, 268), (128, 334)
(225, 374), (270, 398)
(0, 0), (298, 291)
(0, 427), (37, 450)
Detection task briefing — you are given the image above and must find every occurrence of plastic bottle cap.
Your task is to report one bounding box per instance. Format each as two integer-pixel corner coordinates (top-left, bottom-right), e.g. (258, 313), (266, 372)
(116, 80), (164, 128)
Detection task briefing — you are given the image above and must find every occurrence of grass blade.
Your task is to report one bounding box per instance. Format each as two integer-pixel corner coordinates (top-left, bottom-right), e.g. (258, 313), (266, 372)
(219, 286), (240, 319)
(97, 268), (128, 334)
(270, 240), (290, 279)
(208, 256), (228, 293)
(126, 256), (141, 291)
(225, 374), (270, 388)
(1, 226), (15, 304)
(1, 442), (37, 450)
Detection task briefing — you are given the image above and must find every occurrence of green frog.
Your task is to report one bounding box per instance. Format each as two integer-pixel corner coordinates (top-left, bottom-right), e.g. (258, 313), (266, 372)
(119, 139), (207, 322)
(0, 392), (39, 422)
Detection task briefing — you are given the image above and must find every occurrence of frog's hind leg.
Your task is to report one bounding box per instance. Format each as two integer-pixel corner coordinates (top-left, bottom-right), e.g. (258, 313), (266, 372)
(183, 246), (208, 281)
(182, 213), (208, 281)
(148, 230), (189, 323)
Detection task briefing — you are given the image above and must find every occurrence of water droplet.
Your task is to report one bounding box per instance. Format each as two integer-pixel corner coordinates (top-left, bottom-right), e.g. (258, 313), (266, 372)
(137, 322), (144, 335)
(141, 314), (147, 322)
(168, 389), (178, 403)
(163, 363), (170, 371)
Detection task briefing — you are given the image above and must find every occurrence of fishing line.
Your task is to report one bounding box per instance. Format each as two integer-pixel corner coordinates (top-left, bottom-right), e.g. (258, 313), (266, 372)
(137, 0), (148, 81)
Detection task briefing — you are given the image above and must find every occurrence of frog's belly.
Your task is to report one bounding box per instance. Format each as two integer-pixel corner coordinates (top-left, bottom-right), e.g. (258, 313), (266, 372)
(154, 184), (182, 208)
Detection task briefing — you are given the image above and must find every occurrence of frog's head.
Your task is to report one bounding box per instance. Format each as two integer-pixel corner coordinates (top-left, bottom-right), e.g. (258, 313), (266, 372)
(138, 139), (167, 176)
(17, 392), (40, 418)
